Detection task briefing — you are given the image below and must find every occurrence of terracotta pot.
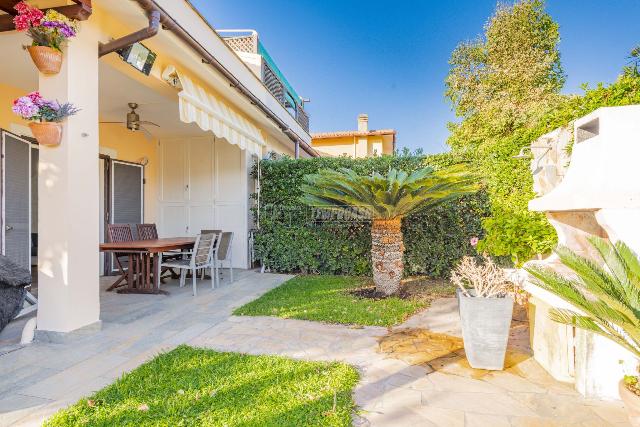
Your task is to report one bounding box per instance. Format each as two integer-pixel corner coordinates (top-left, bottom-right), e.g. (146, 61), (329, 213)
(27, 46), (62, 75)
(620, 379), (640, 427)
(29, 122), (62, 147)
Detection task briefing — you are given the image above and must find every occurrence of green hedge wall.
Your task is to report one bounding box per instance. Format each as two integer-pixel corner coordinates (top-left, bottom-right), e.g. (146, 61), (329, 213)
(252, 153), (489, 278)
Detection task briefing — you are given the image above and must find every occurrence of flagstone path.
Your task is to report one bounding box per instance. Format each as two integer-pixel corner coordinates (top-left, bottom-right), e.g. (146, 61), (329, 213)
(0, 272), (630, 426)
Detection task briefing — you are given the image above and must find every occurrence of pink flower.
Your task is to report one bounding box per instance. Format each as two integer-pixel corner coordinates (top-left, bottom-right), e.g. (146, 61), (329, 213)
(469, 237), (479, 247)
(13, 2), (44, 31)
(27, 91), (43, 105)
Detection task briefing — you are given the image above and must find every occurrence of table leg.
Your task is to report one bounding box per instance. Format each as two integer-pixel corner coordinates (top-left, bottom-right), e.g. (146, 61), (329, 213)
(116, 251), (169, 295)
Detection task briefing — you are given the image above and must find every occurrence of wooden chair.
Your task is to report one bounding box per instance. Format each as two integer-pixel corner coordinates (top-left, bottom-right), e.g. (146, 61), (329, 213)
(136, 223), (181, 281)
(160, 233), (219, 296)
(136, 223), (158, 240)
(106, 224), (134, 291)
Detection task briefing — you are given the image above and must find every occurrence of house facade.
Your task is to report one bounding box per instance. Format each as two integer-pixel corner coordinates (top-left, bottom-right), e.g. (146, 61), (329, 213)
(0, 0), (315, 336)
(311, 114), (396, 158)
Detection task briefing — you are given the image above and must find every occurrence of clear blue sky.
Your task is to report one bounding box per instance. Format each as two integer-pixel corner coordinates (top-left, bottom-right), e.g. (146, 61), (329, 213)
(191, 0), (640, 154)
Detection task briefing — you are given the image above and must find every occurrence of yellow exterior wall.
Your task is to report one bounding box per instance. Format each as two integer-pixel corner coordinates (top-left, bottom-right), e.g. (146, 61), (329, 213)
(0, 83), (31, 131)
(312, 134), (394, 158)
(98, 124), (159, 223)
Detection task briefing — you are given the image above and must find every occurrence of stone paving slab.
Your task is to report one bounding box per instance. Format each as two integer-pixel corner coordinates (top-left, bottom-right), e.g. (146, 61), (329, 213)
(0, 272), (631, 426)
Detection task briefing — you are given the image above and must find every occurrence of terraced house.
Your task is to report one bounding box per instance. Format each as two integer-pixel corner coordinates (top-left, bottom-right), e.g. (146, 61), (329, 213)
(0, 0), (316, 336)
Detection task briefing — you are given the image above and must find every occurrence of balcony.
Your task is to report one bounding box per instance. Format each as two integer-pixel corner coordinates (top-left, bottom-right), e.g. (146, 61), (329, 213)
(218, 30), (310, 132)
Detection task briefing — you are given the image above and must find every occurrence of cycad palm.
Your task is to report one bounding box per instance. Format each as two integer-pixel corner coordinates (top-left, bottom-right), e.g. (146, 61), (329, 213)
(301, 165), (478, 295)
(526, 237), (640, 358)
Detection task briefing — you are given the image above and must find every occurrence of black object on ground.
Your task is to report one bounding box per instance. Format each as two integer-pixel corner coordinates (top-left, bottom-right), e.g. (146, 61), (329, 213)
(0, 256), (31, 332)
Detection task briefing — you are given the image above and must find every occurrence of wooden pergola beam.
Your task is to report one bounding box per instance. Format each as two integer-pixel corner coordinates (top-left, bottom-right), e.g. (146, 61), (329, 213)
(0, 0), (21, 15)
(0, 1), (92, 32)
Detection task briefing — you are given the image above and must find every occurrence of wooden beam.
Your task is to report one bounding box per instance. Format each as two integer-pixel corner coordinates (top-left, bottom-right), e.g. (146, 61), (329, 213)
(0, 0), (21, 15)
(0, 14), (14, 31)
(0, 3), (92, 32)
(71, 0), (91, 7)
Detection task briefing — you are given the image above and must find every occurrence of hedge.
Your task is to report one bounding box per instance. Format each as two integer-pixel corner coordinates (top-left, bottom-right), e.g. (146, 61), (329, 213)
(252, 152), (489, 278)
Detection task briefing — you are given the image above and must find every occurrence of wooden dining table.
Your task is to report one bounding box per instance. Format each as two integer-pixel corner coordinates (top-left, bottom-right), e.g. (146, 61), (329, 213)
(100, 237), (195, 295)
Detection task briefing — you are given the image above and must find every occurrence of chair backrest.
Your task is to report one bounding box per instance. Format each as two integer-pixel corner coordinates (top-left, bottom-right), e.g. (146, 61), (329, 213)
(192, 233), (217, 267)
(137, 224), (158, 241)
(201, 229), (222, 235)
(107, 224), (134, 243)
(217, 232), (233, 261)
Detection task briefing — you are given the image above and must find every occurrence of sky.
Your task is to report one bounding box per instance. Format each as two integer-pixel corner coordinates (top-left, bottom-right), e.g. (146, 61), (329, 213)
(191, 0), (640, 154)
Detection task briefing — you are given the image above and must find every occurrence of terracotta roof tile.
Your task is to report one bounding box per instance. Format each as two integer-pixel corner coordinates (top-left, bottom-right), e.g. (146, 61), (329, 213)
(311, 129), (396, 139)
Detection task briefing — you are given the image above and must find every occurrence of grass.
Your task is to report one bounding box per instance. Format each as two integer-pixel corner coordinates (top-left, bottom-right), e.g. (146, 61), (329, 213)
(233, 275), (456, 327)
(45, 346), (359, 427)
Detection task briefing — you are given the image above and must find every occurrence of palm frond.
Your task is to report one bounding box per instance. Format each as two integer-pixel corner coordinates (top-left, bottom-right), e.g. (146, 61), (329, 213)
(527, 239), (640, 359)
(300, 165), (479, 220)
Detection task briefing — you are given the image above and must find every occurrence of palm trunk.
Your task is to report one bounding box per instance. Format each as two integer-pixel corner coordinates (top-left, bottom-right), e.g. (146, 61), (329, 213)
(371, 218), (404, 295)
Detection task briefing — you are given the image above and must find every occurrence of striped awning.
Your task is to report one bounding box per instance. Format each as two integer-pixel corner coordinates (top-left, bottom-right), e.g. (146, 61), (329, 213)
(162, 65), (265, 155)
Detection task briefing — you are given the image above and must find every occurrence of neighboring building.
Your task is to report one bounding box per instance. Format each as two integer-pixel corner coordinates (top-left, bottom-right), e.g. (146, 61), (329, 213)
(311, 114), (396, 158)
(0, 0), (315, 335)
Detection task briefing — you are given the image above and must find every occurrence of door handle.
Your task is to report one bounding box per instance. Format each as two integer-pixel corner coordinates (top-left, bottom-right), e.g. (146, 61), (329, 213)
(5, 225), (13, 231)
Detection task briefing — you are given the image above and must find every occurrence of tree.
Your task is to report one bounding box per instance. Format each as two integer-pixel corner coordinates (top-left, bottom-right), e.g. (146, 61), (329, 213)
(300, 166), (478, 295)
(446, 0), (564, 137)
(526, 237), (640, 359)
(445, 0), (565, 262)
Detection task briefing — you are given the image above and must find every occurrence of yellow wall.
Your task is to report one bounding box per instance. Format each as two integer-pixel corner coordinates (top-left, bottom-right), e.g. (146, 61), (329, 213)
(0, 83), (31, 131)
(312, 134), (394, 158)
(99, 124), (158, 223)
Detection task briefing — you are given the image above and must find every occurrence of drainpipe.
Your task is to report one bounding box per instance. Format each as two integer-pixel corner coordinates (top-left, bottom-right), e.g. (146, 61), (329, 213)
(129, 0), (318, 157)
(98, 10), (161, 57)
(294, 140), (300, 159)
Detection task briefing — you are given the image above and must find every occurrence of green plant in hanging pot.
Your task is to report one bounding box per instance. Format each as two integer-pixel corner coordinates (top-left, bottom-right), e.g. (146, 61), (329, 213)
(13, 1), (79, 75)
(12, 91), (80, 147)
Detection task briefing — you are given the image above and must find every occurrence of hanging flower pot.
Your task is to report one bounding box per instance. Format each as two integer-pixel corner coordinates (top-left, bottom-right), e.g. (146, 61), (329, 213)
(27, 46), (62, 75)
(29, 121), (62, 146)
(12, 2), (78, 75)
(12, 91), (80, 148)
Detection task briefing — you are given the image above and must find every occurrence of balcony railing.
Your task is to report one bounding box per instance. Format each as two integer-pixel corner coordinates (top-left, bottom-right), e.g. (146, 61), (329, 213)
(219, 30), (310, 132)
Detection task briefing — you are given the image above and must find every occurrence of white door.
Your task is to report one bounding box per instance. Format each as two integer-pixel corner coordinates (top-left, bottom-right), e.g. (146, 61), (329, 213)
(1, 131), (32, 271)
(159, 137), (215, 237)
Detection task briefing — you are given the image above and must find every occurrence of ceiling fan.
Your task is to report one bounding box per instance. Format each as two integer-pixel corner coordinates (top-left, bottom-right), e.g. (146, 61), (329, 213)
(100, 103), (159, 140)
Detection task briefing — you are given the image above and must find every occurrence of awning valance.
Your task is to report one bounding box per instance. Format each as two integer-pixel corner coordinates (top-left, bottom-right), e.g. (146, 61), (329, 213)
(162, 66), (265, 156)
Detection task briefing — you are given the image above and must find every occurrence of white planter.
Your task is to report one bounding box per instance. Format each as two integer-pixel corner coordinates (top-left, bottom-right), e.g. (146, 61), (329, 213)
(458, 289), (513, 370)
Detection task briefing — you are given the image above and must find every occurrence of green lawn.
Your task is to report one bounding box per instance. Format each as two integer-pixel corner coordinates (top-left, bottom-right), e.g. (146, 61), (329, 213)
(234, 275), (442, 327)
(45, 346), (359, 427)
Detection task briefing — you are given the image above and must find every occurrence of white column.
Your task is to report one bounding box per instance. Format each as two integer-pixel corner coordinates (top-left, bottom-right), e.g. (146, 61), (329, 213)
(36, 20), (100, 334)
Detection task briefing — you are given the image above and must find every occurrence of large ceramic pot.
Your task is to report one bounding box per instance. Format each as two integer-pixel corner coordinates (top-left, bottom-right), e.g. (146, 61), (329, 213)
(457, 289), (513, 370)
(29, 122), (62, 147)
(27, 46), (62, 75)
(620, 379), (640, 427)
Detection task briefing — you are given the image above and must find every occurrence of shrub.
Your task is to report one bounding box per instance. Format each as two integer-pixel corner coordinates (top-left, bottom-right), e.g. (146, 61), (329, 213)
(252, 153), (489, 278)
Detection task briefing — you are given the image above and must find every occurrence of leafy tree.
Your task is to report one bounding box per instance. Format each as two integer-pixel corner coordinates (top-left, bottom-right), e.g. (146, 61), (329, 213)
(624, 45), (640, 78)
(445, 0), (565, 262)
(526, 238), (640, 359)
(300, 166), (477, 295)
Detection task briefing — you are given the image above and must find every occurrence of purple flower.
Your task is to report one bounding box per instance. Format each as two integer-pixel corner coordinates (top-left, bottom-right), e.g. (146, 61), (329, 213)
(41, 20), (76, 38)
(12, 96), (40, 120)
(469, 237), (479, 247)
(41, 99), (59, 109)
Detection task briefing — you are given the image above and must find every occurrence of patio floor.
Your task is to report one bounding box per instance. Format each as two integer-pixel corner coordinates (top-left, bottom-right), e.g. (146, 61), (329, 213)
(0, 271), (630, 426)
